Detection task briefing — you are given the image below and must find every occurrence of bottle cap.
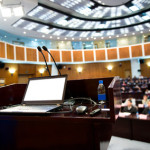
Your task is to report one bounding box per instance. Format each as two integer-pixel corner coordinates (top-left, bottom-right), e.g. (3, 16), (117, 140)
(99, 80), (103, 84)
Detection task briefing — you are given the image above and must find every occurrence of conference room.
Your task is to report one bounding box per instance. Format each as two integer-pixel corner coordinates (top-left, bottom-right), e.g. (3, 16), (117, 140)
(0, 0), (150, 150)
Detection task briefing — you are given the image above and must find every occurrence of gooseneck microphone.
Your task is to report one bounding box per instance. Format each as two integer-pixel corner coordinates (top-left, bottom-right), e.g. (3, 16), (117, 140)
(37, 46), (51, 76)
(42, 46), (61, 76)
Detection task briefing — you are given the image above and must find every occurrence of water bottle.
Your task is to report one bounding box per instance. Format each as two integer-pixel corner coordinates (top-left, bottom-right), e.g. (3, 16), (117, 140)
(136, 111), (139, 118)
(98, 80), (106, 104)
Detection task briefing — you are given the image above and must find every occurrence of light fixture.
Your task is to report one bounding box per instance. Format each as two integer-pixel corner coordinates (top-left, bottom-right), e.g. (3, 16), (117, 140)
(23, 31), (26, 34)
(42, 35), (45, 38)
(147, 62), (150, 67)
(140, 31), (143, 33)
(107, 65), (112, 71)
(77, 67), (82, 73)
(57, 37), (60, 39)
(132, 33), (135, 35)
(0, 1), (24, 17)
(39, 68), (45, 76)
(9, 68), (15, 76)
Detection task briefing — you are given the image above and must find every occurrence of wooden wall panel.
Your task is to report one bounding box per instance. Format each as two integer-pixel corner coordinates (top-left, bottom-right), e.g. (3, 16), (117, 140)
(38, 50), (49, 62)
(131, 45), (142, 57)
(96, 50), (105, 61)
(84, 50), (94, 61)
(144, 43), (150, 56)
(60, 61), (131, 80)
(26, 48), (37, 62)
(16, 46), (25, 61)
(50, 50), (60, 62)
(7, 44), (14, 60)
(119, 47), (130, 59)
(18, 64), (36, 75)
(140, 58), (150, 77)
(107, 48), (117, 60)
(0, 42), (5, 58)
(73, 51), (83, 62)
(62, 51), (71, 62)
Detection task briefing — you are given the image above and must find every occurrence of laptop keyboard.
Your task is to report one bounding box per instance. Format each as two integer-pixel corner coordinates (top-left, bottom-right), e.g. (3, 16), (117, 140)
(0, 105), (58, 113)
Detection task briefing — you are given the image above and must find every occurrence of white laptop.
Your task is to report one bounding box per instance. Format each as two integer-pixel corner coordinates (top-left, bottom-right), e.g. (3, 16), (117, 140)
(0, 75), (67, 113)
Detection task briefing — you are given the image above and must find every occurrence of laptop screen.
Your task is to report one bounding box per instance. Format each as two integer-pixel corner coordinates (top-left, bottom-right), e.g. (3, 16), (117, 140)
(22, 75), (67, 104)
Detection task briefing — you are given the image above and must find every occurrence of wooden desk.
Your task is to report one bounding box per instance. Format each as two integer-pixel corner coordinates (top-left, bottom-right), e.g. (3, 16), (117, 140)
(0, 77), (122, 150)
(113, 115), (150, 143)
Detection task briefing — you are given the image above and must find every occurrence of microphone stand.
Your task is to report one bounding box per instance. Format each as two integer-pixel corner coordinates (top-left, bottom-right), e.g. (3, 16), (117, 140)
(37, 46), (51, 76)
(42, 46), (61, 76)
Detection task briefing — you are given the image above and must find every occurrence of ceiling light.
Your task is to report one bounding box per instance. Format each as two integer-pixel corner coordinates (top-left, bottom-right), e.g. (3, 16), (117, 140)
(124, 34), (127, 36)
(50, 36), (52, 38)
(72, 38), (74, 40)
(79, 38), (82, 40)
(4, 35), (7, 38)
(94, 38), (96, 40)
(23, 31), (26, 34)
(129, 5), (139, 12)
(132, 33), (135, 35)
(42, 35), (45, 38)
(65, 37), (67, 40)
(3, 18), (7, 21)
(140, 31), (143, 33)
(116, 35), (119, 38)
(35, 39), (37, 41)
(1, 7), (11, 17)
(87, 38), (89, 40)
(57, 37), (60, 39)
(101, 37), (103, 39)
(109, 36), (111, 38)
(13, 6), (24, 16)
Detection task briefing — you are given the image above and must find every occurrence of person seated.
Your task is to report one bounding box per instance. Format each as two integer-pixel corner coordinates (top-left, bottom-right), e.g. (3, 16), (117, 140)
(142, 101), (150, 115)
(142, 95), (149, 107)
(121, 87), (126, 93)
(124, 97), (136, 106)
(122, 81), (126, 86)
(128, 87), (133, 93)
(141, 84), (148, 89)
(123, 99), (137, 114)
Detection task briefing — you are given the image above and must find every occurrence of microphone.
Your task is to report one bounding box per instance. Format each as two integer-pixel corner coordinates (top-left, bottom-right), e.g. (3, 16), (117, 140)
(42, 46), (61, 76)
(37, 46), (51, 76)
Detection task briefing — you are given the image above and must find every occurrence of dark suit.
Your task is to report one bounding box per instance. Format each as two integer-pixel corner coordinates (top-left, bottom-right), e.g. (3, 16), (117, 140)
(142, 107), (150, 114)
(123, 106), (137, 114)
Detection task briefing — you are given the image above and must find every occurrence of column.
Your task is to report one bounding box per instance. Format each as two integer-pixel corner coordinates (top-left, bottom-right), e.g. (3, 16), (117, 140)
(131, 59), (141, 78)
(51, 64), (58, 76)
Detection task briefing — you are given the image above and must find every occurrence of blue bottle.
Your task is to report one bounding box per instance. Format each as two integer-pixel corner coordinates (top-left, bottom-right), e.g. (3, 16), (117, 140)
(98, 80), (106, 103)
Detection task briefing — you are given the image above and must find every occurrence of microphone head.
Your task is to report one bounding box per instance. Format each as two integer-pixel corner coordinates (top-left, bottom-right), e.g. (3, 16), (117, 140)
(42, 46), (48, 51)
(37, 46), (42, 52)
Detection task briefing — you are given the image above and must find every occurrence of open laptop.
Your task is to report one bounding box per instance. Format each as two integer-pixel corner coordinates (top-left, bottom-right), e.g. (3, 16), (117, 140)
(0, 75), (67, 113)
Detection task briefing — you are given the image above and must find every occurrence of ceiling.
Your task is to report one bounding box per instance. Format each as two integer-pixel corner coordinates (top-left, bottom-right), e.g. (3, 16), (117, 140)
(0, 0), (150, 41)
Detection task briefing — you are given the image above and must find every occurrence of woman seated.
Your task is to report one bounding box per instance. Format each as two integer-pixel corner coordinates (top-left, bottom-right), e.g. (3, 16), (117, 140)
(142, 95), (149, 107)
(142, 101), (150, 114)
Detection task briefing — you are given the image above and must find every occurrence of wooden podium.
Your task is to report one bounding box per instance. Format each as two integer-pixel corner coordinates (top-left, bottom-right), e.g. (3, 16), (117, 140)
(0, 77), (122, 150)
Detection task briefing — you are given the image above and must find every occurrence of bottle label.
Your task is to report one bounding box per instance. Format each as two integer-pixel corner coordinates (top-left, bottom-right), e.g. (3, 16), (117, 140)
(98, 94), (106, 101)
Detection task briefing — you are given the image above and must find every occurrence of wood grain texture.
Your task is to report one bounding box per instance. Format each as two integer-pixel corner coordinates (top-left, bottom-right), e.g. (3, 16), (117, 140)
(0, 42), (5, 58)
(62, 51), (71, 62)
(96, 50), (105, 61)
(131, 45), (142, 57)
(38, 50), (49, 62)
(144, 43), (150, 56)
(50, 50), (60, 62)
(84, 50), (94, 61)
(18, 64), (36, 75)
(7, 44), (14, 60)
(16, 46), (25, 61)
(107, 48), (117, 60)
(73, 51), (83, 62)
(26, 48), (37, 62)
(119, 47), (130, 59)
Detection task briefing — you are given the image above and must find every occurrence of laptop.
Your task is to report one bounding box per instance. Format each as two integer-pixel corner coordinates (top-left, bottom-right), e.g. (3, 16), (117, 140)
(0, 75), (67, 113)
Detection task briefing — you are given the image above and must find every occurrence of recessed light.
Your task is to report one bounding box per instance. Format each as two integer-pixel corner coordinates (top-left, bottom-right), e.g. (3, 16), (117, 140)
(3, 18), (7, 21)
(72, 38), (74, 40)
(149, 29), (150, 32)
(79, 38), (82, 40)
(35, 39), (37, 41)
(4, 35), (7, 38)
(57, 37), (60, 39)
(109, 36), (111, 38)
(91, 37), (94, 39)
(94, 38), (96, 40)
(124, 34), (127, 36)
(65, 37), (67, 40)
(50, 36), (52, 39)
(87, 38), (89, 40)
(132, 33), (135, 35)
(116, 35), (119, 38)
(42, 35), (45, 38)
(23, 31), (26, 34)
(101, 37), (103, 39)
(140, 31), (143, 33)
